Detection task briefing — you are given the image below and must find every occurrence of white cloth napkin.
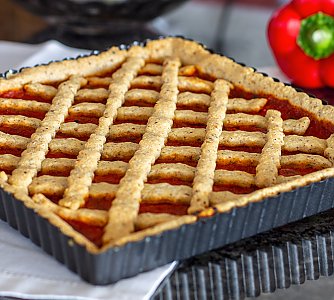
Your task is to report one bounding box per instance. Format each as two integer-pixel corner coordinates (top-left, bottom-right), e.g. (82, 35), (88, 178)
(0, 40), (177, 300)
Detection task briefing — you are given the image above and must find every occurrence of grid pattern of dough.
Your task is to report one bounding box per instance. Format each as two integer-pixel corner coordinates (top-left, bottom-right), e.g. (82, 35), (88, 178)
(0, 40), (333, 250)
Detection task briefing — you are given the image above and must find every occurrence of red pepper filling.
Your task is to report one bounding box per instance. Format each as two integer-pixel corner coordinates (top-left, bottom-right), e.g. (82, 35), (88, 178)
(45, 152), (78, 159)
(123, 100), (155, 108)
(216, 163), (257, 174)
(166, 139), (202, 148)
(85, 197), (113, 210)
(107, 135), (143, 144)
(93, 174), (123, 184)
(0, 90), (52, 103)
(212, 185), (257, 194)
(155, 157), (198, 167)
(139, 203), (189, 216)
(229, 88), (334, 138)
(113, 118), (148, 125)
(279, 167), (322, 176)
(66, 220), (104, 247)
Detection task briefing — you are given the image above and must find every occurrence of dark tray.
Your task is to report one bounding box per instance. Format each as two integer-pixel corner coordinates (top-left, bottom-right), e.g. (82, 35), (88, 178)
(1, 39), (334, 285)
(153, 205), (334, 299)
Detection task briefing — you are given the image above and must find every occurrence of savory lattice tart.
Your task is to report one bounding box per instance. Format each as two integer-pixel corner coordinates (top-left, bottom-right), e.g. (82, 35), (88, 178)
(0, 37), (333, 254)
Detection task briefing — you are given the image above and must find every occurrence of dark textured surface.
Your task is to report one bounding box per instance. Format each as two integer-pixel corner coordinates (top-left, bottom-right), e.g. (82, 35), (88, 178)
(14, 0), (187, 22)
(14, 0), (187, 50)
(27, 25), (161, 51)
(296, 87), (334, 106)
(153, 207), (334, 299)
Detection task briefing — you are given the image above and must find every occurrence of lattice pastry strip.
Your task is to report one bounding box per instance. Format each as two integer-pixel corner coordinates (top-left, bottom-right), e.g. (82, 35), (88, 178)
(60, 55), (147, 209)
(26, 85), (111, 106)
(27, 140), (332, 197)
(255, 110), (284, 187)
(325, 134), (334, 164)
(63, 94), (269, 115)
(0, 97), (50, 115)
(40, 154), (330, 180)
(1, 146), (331, 179)
(51, 132), (327, 157)
(0, 115), (41, 130)
(68, 105), (272, 128)
(0, 141), (330, 177)
(188, 79), (231, 214)
(0, 114), (311, 149)
(0, 119), (314, 159)
(9, 76), (86, 192)
(131, 75), (213, 94)
(31, 84), (268, 113)
(29, 176), (192, 206)
(103, 57), (181, 244)
(217, 150), (331, 169)
(24, 83), (57, 101)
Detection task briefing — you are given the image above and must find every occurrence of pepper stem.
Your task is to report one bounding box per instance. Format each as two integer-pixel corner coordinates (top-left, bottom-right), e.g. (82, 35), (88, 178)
(297, 12), (334, 60)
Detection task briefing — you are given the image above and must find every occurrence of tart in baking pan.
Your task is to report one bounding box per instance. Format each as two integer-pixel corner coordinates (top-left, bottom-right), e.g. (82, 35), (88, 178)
(0, 37), (333, 282)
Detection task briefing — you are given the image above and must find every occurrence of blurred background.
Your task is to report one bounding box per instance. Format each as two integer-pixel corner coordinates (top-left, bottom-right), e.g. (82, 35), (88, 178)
(0, 0), (284, 68)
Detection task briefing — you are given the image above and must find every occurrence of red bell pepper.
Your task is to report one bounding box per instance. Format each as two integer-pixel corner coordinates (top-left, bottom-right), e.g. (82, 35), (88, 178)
(267, 0), (334, 88)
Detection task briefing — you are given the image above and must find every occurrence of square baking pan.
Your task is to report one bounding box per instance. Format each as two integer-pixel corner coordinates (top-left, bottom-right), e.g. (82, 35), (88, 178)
(0, 38), (334, 285)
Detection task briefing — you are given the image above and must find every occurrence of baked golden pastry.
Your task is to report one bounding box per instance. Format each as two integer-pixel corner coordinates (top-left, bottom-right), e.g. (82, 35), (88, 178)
(0, 37), (333, 254)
